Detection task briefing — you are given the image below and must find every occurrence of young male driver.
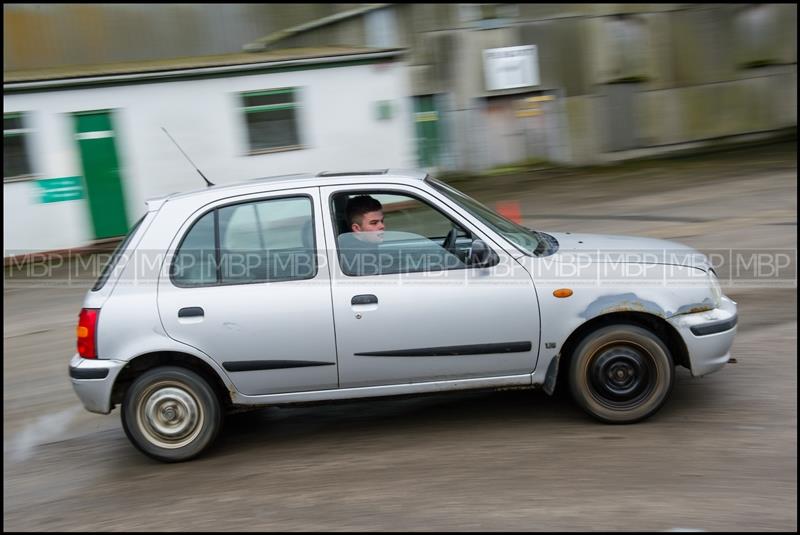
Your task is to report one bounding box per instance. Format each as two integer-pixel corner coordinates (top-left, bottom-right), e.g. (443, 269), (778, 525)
(346, 195), (385, 243)
(338, 195), (385, 275)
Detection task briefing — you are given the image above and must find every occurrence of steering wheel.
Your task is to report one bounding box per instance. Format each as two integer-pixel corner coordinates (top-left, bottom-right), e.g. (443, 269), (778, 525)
(442, 227), (458, 255)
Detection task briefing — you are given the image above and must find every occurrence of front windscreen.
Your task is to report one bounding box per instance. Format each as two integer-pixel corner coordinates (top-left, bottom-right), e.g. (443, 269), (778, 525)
(426, 177), (540, 255)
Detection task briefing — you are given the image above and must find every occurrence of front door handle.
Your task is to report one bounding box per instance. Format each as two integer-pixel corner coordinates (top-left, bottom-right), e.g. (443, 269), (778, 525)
(178, 307), (204, 318)
(351, 294), (378, 306)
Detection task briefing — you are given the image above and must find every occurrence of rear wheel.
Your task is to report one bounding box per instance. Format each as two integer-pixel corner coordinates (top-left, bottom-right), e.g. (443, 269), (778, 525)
(569, 324), (674, 423)
(121, 366), (222, 462)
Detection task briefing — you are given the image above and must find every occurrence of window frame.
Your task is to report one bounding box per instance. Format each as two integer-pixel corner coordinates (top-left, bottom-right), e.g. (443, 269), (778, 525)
(240, 87), (305, 155)
(328, 187), (500, 278)
(4, 112), (35, 182)
(169, 193), (318, 288)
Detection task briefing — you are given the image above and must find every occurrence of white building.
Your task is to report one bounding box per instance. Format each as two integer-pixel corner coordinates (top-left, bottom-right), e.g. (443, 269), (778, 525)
(3, 47), (414, 257)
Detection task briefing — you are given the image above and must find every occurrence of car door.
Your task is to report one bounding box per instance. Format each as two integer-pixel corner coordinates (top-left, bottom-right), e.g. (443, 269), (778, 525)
(321, 183), (540, 388)
(157, 188), (338, 396)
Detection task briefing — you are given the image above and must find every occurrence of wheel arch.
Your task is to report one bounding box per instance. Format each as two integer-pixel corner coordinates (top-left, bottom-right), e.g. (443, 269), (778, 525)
(555, 311), (690, 390)
(111, 351), (234, 411)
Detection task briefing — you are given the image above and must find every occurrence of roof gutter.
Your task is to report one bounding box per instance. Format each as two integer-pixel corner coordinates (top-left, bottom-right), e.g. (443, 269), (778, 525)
(4, 49), (403, 92)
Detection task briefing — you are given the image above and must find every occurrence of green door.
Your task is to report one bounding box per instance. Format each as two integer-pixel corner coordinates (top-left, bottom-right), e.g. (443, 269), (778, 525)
(74, 111), (129, 239)
(414, 95), (440, 168)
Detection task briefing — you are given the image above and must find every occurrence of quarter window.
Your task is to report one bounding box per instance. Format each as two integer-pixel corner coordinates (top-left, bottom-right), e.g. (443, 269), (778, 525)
(241, 88), (301, 154)
(92, 214), (147, 291)
(4, 113), (33, 181)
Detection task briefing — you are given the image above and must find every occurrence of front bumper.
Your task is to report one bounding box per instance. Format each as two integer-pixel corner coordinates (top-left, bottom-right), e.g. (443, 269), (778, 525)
(668, 295), (738, 377)
(69, 354), (127, 414)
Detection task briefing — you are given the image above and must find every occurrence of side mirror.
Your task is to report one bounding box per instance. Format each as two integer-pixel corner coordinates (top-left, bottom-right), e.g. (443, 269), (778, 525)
(469, 239), (497, 267)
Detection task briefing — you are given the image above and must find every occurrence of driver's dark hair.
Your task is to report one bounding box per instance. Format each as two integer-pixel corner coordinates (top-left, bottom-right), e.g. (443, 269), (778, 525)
(346, 195), (383, 228)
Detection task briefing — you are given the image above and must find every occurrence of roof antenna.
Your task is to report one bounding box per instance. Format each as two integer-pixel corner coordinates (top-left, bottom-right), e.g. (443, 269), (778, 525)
(161, 127), (215, 187)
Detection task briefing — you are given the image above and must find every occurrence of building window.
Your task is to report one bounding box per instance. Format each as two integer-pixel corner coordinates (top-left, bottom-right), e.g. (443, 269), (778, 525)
(605, 14), (649, 83)
(734, 4), (781, 68)
(4, 113), (33, 181)
(459, 3), (518, 25)
(241, 88), (302, 154)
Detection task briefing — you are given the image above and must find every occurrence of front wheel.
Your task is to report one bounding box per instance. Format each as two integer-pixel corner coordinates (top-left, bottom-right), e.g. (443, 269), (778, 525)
(121, 366), (222, 462)
(569, 324), (674, 424)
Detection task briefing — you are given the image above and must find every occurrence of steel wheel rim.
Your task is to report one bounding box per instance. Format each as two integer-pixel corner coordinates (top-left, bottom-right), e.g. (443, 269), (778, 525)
(137, 381), (204, 449)
(587, 340), (658, 410)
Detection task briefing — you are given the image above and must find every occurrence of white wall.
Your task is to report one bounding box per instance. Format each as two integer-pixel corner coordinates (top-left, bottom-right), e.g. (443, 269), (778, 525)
(3, 60), (415, 255)
(2, 182), (90, 255)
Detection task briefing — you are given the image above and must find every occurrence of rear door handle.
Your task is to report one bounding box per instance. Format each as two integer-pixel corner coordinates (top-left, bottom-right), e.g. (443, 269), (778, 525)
(178, 307), (204, 318)
(351, 294), (378, 306)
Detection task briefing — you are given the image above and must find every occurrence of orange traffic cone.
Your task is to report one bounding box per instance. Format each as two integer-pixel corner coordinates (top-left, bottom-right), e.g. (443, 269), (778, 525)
(495, 200), (522, 224)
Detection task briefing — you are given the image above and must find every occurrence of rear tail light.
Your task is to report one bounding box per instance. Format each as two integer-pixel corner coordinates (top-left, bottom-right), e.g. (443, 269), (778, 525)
(77, 308), (99, 359)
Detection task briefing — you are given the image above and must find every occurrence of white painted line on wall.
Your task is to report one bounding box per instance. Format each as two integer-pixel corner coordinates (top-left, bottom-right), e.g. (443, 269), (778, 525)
(75, 131), (114, 140)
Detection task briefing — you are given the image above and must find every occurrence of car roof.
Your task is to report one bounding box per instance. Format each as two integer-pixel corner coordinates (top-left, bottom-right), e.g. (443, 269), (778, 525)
(146, 168), (429, 211)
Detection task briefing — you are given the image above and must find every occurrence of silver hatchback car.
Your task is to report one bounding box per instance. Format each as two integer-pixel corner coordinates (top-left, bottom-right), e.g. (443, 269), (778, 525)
(70, 169), (738, 462)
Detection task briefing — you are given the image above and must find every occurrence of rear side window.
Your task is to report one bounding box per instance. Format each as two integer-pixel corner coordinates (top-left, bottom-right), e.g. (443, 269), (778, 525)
(171, 196), (315, 286)
(91, 215), (146, 291)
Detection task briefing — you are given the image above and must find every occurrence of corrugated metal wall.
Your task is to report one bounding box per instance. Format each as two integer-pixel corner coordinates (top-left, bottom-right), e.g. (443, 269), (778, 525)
(3, 4), (351, 71)
(5, 3), (796, 170)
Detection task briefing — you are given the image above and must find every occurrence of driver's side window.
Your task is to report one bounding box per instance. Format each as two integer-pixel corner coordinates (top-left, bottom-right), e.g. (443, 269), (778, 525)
(331, 190), (497, 276)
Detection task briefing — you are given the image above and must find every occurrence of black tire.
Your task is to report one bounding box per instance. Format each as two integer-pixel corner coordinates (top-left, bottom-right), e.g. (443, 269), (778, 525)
(568, 324), (674, 424)
(121, 366), (222, 462)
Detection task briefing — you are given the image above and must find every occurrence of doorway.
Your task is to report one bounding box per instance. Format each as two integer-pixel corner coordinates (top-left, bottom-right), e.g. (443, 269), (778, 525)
(73, 110), (129, 239)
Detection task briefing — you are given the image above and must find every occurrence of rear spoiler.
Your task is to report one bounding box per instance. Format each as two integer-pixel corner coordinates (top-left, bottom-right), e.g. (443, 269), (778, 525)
(145, 194), (177, 212)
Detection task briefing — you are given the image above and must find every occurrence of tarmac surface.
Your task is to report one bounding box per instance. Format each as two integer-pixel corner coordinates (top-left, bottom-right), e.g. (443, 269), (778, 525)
(3, 141), (796, 531)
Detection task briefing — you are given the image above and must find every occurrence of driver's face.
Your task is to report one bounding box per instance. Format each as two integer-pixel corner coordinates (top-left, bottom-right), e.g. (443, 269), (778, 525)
(352, 210), (385, 242)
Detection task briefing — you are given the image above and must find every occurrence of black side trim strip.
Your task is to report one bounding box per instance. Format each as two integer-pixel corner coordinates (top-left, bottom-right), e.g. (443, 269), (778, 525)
(69, 367), (109, 379)
(222, 360), (335, 372)
(355, 341), (532, 357)
(690, 314), (738, 336)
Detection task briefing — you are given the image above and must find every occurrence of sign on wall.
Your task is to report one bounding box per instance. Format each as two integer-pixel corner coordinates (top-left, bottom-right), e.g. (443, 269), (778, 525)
(36, 176), (84, 203)
(483, 45), (540, 91)
(375, 100), (394, 120)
